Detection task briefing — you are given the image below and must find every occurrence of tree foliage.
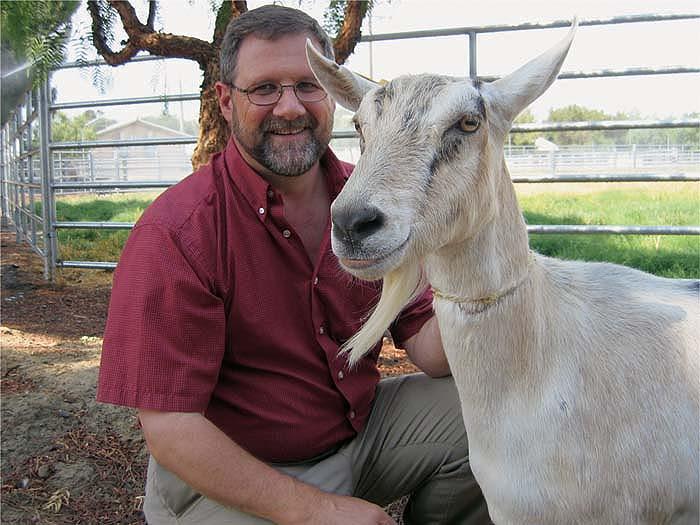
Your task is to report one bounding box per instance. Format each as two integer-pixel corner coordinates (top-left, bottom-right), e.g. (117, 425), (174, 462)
(544, 104), (625, 145)
(542, 105), (699, 147)
(510, 109), (536, 146)
(1, 1), (81, 125)
(1, 1), (80, 82)
(50, 110), (116, 142)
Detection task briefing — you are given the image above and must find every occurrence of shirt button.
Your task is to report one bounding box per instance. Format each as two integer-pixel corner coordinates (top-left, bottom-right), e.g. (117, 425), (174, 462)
(319, 326), (325, 335)
(349, 410), (356, 419)
(338, 370), (344, 380)
(282, 229), (291, 238)
(258, 207), (265, 215)
(313, 277), (319, 286)
(267, 190), (274, 198)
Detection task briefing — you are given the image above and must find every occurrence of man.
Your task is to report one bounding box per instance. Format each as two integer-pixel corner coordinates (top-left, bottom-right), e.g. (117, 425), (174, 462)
(98, 5), (488, 524)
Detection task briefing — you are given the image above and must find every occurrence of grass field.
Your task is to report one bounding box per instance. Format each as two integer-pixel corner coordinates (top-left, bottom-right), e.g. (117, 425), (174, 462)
(52, 182), (699, 278)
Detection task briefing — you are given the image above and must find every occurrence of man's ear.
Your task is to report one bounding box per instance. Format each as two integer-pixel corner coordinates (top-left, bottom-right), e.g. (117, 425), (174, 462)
(215, 81), (234, 124)
(306, 39), (377, 112)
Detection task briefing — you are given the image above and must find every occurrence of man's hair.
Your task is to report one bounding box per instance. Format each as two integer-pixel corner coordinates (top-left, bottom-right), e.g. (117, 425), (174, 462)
(219, 5), (335, 85)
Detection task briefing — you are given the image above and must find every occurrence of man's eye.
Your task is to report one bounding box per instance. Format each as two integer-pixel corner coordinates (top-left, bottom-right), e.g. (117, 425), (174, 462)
(251, 83), (278, 96)
(296, 81), (321, 93)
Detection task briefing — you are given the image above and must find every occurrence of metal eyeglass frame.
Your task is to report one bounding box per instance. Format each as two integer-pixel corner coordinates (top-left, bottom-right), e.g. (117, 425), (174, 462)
(229, 82), (328, 106)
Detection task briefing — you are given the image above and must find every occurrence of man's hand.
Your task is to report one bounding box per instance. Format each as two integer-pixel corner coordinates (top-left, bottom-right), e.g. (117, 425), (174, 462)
(286, 490), (397, 525)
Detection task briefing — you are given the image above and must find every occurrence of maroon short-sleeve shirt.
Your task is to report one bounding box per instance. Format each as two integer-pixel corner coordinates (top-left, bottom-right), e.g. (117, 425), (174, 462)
(97, 139), (434, 463)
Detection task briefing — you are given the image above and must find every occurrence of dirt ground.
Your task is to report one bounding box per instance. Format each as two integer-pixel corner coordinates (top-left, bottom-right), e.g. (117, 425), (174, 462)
(0, 227), (416, 524)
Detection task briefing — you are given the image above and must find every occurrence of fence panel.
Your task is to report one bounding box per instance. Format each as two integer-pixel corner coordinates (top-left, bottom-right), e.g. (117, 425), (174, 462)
(1, 13), (698, 276)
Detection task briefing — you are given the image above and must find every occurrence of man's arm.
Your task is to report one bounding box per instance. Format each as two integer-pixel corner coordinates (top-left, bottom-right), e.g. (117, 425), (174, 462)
(402, 316), (451, 378)
(138, 409), (396, 525)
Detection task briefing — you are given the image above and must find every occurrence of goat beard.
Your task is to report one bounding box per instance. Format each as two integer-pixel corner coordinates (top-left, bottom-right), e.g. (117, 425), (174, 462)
(342, 261), (427, 367)
(231, 114), (330, 177)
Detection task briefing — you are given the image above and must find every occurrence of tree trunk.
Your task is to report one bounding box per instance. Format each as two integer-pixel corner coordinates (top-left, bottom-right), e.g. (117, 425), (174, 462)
(333, 0), (367, 65)
(191, 59), (230, 170)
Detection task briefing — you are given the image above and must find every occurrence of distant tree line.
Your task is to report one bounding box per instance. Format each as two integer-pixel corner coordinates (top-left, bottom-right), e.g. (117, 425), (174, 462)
(512, 105), (699, 147)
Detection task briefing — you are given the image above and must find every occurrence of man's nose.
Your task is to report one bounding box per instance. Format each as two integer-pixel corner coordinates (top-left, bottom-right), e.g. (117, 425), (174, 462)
(272, 86), (307, 120)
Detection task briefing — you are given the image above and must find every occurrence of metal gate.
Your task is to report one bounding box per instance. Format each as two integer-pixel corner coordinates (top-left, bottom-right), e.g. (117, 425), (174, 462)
(1, 13), (699, 279)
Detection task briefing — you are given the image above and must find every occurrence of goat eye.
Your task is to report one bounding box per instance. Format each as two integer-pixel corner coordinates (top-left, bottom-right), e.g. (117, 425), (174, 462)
(458, 116), (480, 133)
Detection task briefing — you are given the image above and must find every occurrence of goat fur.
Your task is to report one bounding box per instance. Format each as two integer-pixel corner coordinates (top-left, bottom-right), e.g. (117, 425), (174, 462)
(307, 21), (700, 524)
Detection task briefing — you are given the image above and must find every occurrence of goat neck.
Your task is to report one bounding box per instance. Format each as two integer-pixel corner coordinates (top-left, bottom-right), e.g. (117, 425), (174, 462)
(425, 156), (532, 313)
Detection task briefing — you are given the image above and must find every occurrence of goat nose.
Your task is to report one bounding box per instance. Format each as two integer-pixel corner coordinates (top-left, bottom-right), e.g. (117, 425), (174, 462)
(332, 205), (385, 243)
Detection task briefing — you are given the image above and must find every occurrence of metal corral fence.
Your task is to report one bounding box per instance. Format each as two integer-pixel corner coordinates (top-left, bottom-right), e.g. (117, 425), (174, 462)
(1, 14), (699, 280)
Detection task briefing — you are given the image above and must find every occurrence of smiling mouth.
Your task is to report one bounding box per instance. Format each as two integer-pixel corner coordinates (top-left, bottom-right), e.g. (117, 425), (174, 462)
(269, 128), (309, 136)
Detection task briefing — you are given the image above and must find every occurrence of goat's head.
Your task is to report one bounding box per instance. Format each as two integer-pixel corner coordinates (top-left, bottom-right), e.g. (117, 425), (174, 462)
(306, 21), (577, 363)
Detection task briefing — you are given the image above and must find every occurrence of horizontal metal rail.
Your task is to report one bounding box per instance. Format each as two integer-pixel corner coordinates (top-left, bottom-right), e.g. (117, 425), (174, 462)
(557, 66), (699, 79)
(59, 53), (183, 70)
(55, 222), (700, 236)
(511, 173), (700, 183)
(331, 120), (700, 139)
(360, 13), (700, 42)
(527, 225), (700, 235)
(55, 221), (135, 229)
(51, 136), (197, 150)
(52, 65), (700, 113)
(479, 66), (700, 83)
(56, 222), (700, 271)
(59, 260), (118, 269)
(477, 66), (700, 82)
(51, 64), (700, 116)
(51, 93), (201, 111)
(512, 119), (700, 133)
(52, 180), (179, 190)
(1, 179), (42, 189)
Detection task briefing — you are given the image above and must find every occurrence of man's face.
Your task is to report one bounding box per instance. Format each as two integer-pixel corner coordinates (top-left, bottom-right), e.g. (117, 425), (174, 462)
(216, 33), (335, 177)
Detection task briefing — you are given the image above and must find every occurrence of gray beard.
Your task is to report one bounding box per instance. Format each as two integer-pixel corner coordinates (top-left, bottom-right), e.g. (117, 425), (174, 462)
(232, 114), (329, 177)
(253, 131), (326, 177)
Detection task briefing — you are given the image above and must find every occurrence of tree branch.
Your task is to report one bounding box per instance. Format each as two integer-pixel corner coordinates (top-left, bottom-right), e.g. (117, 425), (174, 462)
(88, 0), (215, 67)
(146, 0), (157, 31)
(333, 0), (366, 65)
(87, 1), (139, 65)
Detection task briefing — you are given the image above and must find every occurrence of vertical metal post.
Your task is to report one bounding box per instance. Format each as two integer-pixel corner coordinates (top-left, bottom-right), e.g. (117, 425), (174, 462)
(38, 79), (55, 281)
(468, 31), (477, 79)
(28, 91), (38, 249)
(12, 116), (20, 243)
(17, 111), (28, 240)
(0, 127), (7, 224)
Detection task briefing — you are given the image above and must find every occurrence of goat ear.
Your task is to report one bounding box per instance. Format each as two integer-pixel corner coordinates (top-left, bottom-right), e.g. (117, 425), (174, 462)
(485, 18), (577, 124)
(306, 39), (377, 112)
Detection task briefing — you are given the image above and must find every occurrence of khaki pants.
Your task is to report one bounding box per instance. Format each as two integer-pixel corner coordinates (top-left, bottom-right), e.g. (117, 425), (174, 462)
(144, 373), (490, 524)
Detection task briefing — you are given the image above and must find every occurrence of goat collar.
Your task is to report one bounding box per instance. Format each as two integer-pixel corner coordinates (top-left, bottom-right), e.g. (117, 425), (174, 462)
(431, 251), (535, 314)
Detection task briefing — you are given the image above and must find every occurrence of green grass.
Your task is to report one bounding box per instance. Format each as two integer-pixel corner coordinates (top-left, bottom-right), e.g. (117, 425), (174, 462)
(50, 185), (699, 278)
(51, 192), (159, 263)
(518, 184), (699, 278)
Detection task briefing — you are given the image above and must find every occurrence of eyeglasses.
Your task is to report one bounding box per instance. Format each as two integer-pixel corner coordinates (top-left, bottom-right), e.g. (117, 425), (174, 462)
(230, 81), (328, 106)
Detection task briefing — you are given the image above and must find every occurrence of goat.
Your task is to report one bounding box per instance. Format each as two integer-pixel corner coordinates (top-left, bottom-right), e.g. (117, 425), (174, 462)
(306, 21), (699, 525)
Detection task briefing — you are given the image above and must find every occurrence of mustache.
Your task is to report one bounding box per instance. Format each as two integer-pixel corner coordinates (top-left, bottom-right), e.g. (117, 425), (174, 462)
(262, 115), (317, 134)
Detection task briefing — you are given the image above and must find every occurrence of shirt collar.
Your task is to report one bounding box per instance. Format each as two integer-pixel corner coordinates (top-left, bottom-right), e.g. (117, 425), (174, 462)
(223, 138), (352, 221)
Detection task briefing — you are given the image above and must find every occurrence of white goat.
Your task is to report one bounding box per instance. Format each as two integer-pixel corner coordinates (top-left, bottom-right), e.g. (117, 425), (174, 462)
(306, 22), (699, 524)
